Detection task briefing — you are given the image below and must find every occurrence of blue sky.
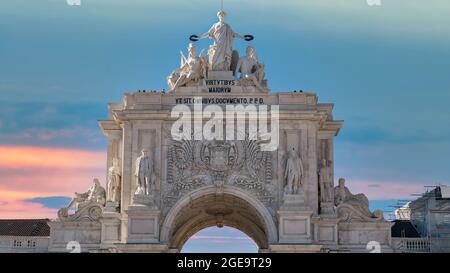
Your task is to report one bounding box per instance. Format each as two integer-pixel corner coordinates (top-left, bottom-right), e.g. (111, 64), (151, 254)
(1, 0), (450, 251)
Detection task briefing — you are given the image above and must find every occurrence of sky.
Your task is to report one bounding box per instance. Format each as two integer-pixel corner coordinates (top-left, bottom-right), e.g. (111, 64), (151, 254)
(1, 0), (450, 252)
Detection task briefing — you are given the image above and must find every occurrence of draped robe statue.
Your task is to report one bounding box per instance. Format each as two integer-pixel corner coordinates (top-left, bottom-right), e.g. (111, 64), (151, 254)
(284, 148), (304, 195)
(199, 10), (244, 71)
(107, 158), (121, 203)
(67, 178), (106, 211)
(334, 178), (384, 220)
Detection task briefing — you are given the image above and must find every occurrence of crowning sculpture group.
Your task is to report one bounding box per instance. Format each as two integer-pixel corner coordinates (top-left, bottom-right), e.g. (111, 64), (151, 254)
(167, 10), (267, 92)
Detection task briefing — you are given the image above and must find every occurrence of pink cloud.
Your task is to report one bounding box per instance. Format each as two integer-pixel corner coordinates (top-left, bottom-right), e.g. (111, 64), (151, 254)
(0, 190), (57, 219)
(0, 145), (106, 219)
(341, 178), (428, 200)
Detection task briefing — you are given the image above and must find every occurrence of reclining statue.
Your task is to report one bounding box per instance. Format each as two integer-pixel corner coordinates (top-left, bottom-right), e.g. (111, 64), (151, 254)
(334, 178), (384, 222)
(58, 178), (106, 222)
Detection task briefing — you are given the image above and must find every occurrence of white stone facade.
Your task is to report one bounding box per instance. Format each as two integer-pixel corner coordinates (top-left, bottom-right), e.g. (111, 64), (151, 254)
(47, 89), (392, 253)
(48, 11), (392, 253)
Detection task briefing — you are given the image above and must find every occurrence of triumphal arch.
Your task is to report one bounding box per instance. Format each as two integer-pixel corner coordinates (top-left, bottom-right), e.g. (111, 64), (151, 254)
(48, 11), (393, 253)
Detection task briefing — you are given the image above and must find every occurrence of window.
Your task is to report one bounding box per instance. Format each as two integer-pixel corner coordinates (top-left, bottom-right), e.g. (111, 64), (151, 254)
(13, 240), (23, 248)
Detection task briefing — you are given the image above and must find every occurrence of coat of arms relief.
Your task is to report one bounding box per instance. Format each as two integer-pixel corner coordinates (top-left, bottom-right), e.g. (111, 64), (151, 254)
(163, 137), (276, 215)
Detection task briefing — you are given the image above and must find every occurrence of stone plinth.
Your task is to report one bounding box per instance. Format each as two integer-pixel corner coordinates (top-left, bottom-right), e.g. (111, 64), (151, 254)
(125, 205), (160, 244)
(320, 202), (335, 216)
(104, 201), (119, 213)
(207, 71), (234, 80)
(277, 210), (313, 244)
(114, 243), (169, 253)
(268, 244), (323, 253)
(48, 221), (102, 253)
(281, 193), (307, 211)
(313, 217), (339, 245)
(100, 211), (121, 249)
(133, 194), (156, 208)
(337, 221), (394, 252)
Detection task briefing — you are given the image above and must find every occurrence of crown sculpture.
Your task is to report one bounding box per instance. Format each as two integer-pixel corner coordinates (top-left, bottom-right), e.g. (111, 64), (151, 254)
(167, 10), (267, 93)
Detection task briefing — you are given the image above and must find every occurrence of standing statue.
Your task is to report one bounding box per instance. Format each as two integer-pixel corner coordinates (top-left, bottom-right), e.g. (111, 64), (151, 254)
(135, 149), (155, 196)
(284, 148), (304, 195)
(107, 158), (121, 203)
(235, 46), (266, 91)
(66, 178), (106, 211)
(319, 159), (333, 203)
(167, 43), (207, 90)
(198, 10), (245, 71)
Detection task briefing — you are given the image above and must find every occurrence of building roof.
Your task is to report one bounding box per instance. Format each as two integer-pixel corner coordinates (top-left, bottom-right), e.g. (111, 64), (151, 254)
(391, 220), (421, 238)
(0, 219), (50, 237)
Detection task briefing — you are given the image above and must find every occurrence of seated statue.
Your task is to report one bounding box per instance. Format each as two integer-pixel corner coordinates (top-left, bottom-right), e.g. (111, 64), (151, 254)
(67, 178), (106, 211)
(334, 178), (384, 221)
(235, 46), (266, 91)
(167, 43), (206, 90)
(58, 178), (106, 222)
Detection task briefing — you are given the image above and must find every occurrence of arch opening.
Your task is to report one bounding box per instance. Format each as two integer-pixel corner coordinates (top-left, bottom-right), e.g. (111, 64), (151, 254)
(181, 226), (258, 253)
(161, 186), (277, 252)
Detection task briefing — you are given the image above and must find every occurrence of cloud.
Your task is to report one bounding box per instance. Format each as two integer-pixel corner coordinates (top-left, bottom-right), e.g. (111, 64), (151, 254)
(0, 190), (58, 219)
(24, 196), (71, 209)
(0, 102), (106, 148)
(334, 140), (450, 184)
(0, 127), (104, 148)
(0, 145), (105, 170)
(0, 145), (105, 219)
(340, 178), (430, 200)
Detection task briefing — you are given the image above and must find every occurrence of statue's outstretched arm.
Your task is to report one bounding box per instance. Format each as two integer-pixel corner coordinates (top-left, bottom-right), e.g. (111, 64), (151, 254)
(233, 32), (245, 40)
(199, 26), (214, 40)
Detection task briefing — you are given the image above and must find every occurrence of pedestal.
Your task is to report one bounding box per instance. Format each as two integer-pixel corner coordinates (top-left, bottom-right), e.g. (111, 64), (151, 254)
(320, 202), (335, 216)
(133, 194), (156, 208)
(125, 205), (161, 244)
(277, 210), (313, 244)
(48, 221), (102, 253)
(100, 211), (121, 248)
(104, 201), (119, 213)
(268, 244), (323, 253)
(207, 71), (235, 80)
(313, 216), (339, 245)
(281, 193), (307, 210)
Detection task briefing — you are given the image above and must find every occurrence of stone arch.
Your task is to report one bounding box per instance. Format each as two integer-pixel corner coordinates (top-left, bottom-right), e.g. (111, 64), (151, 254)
(160, 185), (278, 250)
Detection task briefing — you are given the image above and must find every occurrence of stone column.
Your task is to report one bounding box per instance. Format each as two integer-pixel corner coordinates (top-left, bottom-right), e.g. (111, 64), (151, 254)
(120, 121), (133, 242)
